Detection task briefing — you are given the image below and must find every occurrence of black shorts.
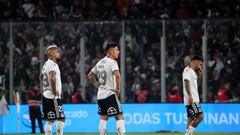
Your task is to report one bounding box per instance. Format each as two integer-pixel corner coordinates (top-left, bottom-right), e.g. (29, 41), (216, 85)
(97, 94), (123, 117)
(186, 102), (203, 119)
(42, 96), (65, 121)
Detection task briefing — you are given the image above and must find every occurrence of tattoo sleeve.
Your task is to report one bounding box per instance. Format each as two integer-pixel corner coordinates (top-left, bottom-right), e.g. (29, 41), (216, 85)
(49, 71), (57, 93)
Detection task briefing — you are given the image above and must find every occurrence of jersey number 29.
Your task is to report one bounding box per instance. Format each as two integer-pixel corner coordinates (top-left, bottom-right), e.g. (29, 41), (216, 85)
(97, 70), (107, 85)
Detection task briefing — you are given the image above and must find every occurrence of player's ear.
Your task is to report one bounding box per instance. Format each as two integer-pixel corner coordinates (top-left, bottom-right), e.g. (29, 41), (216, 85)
(48, 49), (55, 56)
(47, 50), (51, 56)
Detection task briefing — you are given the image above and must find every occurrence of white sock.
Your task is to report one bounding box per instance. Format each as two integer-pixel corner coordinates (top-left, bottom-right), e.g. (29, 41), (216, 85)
(56, 121), (64, 135)
(45, 121), (52, 135)
(99, 120), (107, 135)
(185, 129), (190, 135)
(188, 125), (195, 133)
(116, 120), (126, 135)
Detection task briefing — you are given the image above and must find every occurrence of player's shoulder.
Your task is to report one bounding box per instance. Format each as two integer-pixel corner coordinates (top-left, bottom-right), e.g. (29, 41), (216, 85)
(106, 57), (117, 64)
(100, 56), (115, 64)
(183, 66), (191, 74)
(183, 66), (189, 72)
(97, 57), (106, 64)
(183, 66), (195, 75)
(45, 59), (57, 68)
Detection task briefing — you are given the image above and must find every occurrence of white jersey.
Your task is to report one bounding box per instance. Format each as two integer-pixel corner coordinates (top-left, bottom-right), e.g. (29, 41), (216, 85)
(41, 59), (62, 99)
(182, 66), (200, 105)
(91, 56), (119, 100)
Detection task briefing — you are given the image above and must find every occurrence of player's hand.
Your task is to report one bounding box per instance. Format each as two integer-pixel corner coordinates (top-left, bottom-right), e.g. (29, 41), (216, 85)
(188, 95), (193, 104)
(53, 90), (59, 97)
(198, 65), (202, 75)
(198, 69), (202, 75)
(116, 89), (120, 97)
(96, 82), (101, 88)
(197, 67), (202, 84)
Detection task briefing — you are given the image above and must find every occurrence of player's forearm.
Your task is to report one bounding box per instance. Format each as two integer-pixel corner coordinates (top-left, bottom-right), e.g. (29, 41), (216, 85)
(49, 71), (58, 95)
(197, 74), (202, 85)
(186, 87), (192, 97)
(50, 78), (57, 93)
(39, 73), (43, 81)
(89, 76), (100, 88)
(115, 74), (121, 92)
(185, 80), (192, 96)
(88, 72), (100, 88)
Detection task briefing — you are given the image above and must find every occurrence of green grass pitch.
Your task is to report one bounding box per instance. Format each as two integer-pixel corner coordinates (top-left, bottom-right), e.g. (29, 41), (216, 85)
(3, 133), (240, 135)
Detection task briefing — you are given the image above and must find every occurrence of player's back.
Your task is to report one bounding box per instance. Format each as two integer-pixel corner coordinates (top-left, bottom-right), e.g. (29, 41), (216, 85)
(95, 56), (119, 100)
(41, 59), (62, 99)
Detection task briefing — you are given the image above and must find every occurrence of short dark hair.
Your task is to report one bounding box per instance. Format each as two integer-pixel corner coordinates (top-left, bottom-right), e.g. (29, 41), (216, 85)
(105, 42), (118, 53)
(191, 55), (203, 61)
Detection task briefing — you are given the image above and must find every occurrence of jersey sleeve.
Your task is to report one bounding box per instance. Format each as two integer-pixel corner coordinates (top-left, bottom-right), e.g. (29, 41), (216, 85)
(41, 66), (45, 74)
(48, 62), (58, 74)
(111, 60), (119, 72)
(183, 71), (191, 81)
(91, 64), (97, 74)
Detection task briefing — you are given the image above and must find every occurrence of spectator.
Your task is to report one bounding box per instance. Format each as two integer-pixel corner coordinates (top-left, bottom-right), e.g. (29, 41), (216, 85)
(208, 50), (224, 77)
(176, 3), (189, 19)
(22, 0), (35, 19)
(1, 1), (240, 103)
(134, 84), (149, 103)
(207, 90), (215, 102)
(62, 83), (70, 103)
(71, 86), (85, 103)
(216, 81), (233, 102)
(0, 89), (9, 115)
(1, 0), (240, 21)
(27, 84), (44, 134)
(148, 77), (161, 103)
(167, 84), (182, 103)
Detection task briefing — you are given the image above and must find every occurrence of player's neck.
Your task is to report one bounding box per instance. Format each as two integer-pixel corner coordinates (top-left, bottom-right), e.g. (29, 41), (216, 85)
(106, 55), (115, 60)
(49, 57), (57, 63)
(189, 64), (196, 71)
(190, 65), (199, 75)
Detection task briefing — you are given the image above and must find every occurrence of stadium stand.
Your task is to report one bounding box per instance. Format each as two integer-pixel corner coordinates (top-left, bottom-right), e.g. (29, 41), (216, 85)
(0, 0), (239, 103)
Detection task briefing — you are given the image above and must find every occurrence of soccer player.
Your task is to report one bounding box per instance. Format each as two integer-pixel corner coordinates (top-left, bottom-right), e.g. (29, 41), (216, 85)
(40, 45), (65, 135)
(88, 43), (126, 135)
(183, 55), (204, 135)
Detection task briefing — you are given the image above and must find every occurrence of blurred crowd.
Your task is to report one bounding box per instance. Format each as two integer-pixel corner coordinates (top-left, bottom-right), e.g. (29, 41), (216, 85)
(1, 0), (240, 21)
(164, 20), (240, 103)
(0, 0), (240, 104)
